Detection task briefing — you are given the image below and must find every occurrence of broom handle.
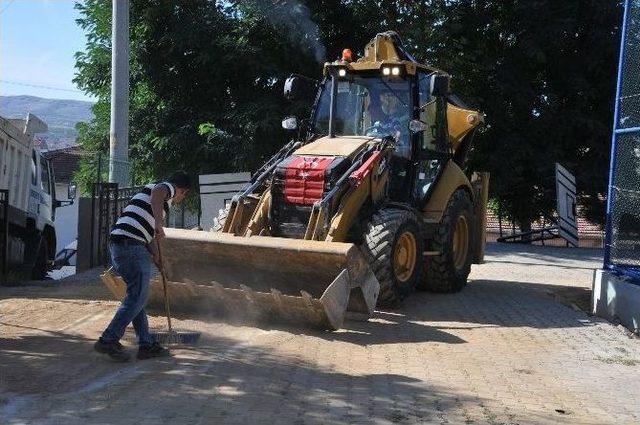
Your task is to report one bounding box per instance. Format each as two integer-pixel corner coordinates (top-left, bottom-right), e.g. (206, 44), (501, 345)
(156, 239), (173, 333)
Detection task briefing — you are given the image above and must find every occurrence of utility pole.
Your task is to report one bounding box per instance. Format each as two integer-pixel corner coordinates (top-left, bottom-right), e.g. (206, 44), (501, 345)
(108, 0), (130, 186)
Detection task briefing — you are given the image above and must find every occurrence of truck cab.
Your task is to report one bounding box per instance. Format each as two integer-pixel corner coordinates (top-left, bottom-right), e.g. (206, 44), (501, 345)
(0, 113), (75, 280)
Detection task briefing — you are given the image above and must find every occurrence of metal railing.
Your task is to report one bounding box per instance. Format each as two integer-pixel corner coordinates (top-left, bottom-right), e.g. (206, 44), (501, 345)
(90, 183), (143, 267)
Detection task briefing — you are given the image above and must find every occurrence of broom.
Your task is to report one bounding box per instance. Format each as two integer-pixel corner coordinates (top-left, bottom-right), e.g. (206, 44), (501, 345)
(151, 239), (201, 345)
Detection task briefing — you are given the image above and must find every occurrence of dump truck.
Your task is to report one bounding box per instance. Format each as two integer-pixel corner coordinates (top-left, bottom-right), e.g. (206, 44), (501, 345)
(102, 31), (489, 330)
(0, 114), (76, 280)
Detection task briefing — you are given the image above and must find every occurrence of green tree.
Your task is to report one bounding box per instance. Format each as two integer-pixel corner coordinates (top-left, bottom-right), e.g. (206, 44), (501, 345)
(74, 0), (622, 230)
(425, 0), (622, 229)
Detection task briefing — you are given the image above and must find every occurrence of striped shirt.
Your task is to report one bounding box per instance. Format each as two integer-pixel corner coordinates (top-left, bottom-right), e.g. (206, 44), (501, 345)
(110, 182), (176, 244)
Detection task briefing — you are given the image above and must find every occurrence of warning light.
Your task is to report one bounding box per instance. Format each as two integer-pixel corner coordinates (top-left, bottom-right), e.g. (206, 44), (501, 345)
(342, 49), (353, 62)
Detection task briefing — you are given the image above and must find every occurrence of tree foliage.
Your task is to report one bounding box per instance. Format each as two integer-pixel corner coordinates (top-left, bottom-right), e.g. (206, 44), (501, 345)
(74, 0), (623, 228)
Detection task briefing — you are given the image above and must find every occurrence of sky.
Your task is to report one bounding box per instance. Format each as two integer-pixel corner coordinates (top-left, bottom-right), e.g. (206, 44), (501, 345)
(0, 0), (95, 102)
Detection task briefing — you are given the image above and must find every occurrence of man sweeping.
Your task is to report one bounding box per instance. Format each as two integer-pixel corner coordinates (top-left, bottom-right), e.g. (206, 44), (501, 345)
(94, 171), (191, 362)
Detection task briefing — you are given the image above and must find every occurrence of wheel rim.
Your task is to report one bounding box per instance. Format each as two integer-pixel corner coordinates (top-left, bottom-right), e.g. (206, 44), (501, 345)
(393, 231), (417, 282)
(452, 215), (469, 270)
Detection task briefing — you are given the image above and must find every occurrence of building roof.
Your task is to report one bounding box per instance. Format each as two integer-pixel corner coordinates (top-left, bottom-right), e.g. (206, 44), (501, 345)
(43, 145), (84, 184)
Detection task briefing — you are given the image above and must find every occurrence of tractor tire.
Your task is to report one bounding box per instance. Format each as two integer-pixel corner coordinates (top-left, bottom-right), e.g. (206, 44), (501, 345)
(211, 205), (230, 232)
(360, 208), (424, 308)
(419, 189), (474, 293)
(31, 237), (49, 280)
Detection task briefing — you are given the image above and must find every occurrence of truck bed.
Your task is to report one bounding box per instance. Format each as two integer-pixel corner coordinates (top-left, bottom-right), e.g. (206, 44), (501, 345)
(0, 116), (33, 214)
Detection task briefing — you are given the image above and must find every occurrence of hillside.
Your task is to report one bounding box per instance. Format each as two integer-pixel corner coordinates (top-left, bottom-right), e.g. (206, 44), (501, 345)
(0, 95), (94, 150)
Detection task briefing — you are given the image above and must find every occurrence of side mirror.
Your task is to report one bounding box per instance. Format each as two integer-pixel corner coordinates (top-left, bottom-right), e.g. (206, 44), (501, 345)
(409, 119), (428, 133)
(284, 76), (301, 100)
(68, 183), (77, 201)
(430, 74), (450, 97)
(282, 116), (298, 131)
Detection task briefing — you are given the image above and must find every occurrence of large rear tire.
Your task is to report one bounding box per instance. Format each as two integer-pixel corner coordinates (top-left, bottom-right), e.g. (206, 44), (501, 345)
(419, 189), (474, 293)
(360, 208), (424, 308)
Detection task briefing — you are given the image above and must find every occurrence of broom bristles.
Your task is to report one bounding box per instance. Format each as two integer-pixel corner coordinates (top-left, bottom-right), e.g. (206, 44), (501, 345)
(151, 330), (201, 345)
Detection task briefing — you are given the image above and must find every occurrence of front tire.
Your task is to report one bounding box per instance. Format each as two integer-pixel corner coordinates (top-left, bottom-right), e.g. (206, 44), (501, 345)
(360, 208), (424, 307)
(419, 189), (474, 293)
(31, 237), (49, 280)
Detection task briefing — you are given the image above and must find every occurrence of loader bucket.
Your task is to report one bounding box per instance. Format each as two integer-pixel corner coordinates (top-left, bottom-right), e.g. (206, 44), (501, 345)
(102, 228), (379, 330)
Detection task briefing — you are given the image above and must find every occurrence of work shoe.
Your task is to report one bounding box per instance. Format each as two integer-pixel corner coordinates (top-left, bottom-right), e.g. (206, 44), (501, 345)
(94, 338), (131, 362)
(137, 342), (170, 360)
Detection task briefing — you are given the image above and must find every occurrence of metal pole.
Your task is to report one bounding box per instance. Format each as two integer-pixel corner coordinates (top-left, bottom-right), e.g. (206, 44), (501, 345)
(328, 72), (338, 138)
(109, 0), (130, 185)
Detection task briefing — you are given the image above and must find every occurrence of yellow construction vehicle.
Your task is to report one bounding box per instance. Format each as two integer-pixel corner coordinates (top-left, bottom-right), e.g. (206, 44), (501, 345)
(102, 31), (489, 330)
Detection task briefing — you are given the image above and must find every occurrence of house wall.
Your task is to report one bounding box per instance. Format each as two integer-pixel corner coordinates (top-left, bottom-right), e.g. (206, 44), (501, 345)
(54, 183), (78, 252)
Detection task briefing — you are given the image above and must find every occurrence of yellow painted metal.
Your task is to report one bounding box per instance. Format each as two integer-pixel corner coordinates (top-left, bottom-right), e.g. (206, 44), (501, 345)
(326, 182), (369, 242)
(323, 33), (444, 77)
(221, 196), (259, 236)
(447, 104), (484, 150)
(244, 190), (272, 237)
(293, 136), (372, 159)
(393, 231), (417, 282)
(326, 149), (390, 242)
(125, 228), (382, 330)
(452, 215), (469, 270)
(422, 160), (473, 223)
(471, 172), (490, 263)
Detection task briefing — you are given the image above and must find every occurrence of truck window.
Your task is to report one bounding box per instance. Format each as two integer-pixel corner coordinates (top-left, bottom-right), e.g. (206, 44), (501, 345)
(40, 156), (51, 194)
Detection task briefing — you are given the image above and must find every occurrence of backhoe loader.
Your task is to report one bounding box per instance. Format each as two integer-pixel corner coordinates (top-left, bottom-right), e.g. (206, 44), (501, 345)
(102, 31), (489, 330)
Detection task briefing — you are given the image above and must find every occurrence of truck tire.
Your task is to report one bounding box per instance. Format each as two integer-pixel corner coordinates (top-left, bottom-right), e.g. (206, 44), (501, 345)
(360, 208), (424, 308)
(419, 189), (474, 293)
(211, 205), (230, 232)
(32, 237), (49, 280)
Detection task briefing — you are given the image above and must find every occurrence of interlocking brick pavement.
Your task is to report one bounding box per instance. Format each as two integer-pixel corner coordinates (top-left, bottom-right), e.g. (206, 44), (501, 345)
(1, 243), (639, 424)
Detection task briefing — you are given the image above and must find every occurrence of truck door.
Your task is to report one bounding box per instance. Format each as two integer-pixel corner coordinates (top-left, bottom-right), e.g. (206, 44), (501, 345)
(414, 71), (448, 206)
(37, 154), (54, 225)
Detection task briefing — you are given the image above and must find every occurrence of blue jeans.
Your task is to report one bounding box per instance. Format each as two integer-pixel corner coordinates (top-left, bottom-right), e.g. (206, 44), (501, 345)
(101, 241), (155, 347)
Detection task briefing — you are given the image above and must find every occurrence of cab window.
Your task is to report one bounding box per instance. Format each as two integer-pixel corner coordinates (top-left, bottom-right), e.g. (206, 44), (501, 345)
(418, 73), (437, 151)
(313, 76), (412, 159)
(415, 73), (445, 203)
(40, 156), (51, 194)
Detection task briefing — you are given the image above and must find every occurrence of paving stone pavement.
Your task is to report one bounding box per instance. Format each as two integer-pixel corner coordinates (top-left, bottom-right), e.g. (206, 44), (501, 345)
(1, 243), (639, 424)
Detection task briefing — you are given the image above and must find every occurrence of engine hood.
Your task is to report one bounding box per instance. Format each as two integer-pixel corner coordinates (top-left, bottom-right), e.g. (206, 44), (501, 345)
(293, 136), (375, 159)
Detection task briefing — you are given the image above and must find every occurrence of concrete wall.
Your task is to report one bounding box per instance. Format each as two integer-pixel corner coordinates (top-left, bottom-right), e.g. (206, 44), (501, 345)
(592, 269), (640, 334)
(54, 183), (78, 252)
(199, 172), (250, 230)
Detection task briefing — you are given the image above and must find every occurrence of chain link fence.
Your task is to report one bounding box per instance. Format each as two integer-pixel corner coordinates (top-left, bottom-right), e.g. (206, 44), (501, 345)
(605, 0), (640, 276)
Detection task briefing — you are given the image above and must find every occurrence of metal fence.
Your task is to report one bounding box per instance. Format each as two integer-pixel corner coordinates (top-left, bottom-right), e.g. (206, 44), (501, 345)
(604, 0), (640, 280)
(0, 190), (8, 285)
(90, 183), (143, 267)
